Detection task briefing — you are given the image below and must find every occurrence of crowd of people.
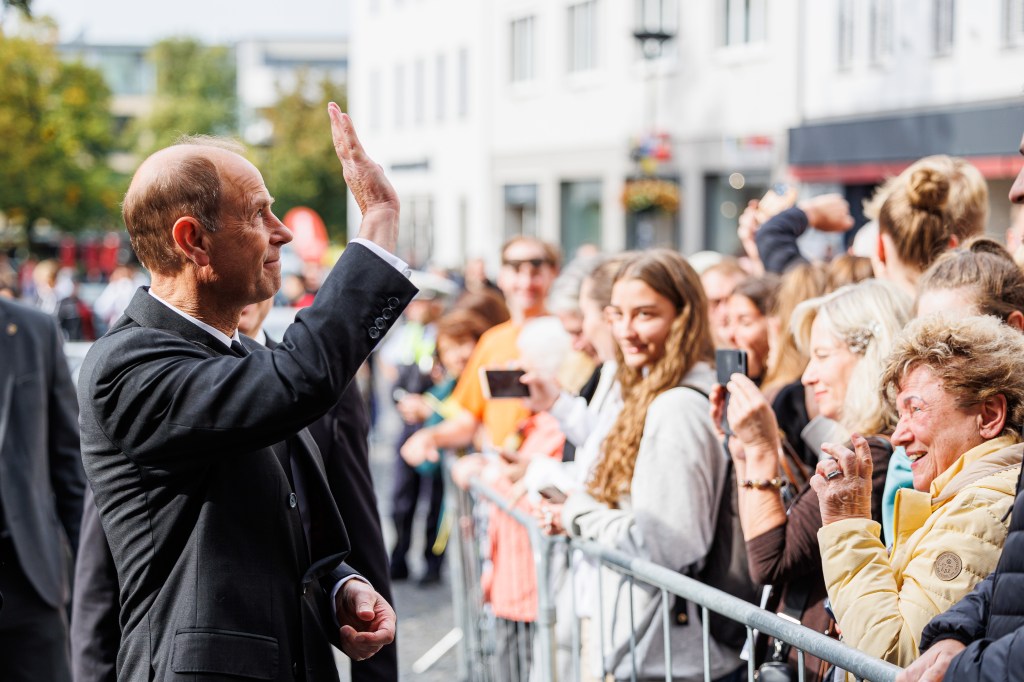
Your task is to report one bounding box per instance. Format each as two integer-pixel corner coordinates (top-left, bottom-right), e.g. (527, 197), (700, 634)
(2, 97), (1024, 682)
(379, 143), (1024, 682)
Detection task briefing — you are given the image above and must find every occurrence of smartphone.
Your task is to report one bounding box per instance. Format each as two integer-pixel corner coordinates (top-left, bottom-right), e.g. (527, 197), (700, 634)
(481, 368), (530, 399)
(538, 485), (568, 504)
(715, 349), (748, 436)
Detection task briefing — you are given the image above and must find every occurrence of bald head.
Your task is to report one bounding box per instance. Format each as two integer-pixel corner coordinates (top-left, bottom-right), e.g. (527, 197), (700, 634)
(123, 140), (248, 276)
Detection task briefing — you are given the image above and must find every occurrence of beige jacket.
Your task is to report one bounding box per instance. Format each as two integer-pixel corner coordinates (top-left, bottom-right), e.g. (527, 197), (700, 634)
(817, 436), (1022, 670)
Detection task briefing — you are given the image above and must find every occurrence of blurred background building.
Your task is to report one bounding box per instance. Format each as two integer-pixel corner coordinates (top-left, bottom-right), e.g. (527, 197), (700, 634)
(349, 0), (1024, 268)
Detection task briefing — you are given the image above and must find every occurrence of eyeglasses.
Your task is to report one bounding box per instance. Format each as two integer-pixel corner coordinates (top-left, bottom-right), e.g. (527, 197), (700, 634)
(501, 258), (553, 272)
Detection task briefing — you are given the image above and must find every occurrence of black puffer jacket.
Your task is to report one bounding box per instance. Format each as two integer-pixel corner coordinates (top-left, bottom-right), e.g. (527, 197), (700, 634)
(918, 469), (1024, 680)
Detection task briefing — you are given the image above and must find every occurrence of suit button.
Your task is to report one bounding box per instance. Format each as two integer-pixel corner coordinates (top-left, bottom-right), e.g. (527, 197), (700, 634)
(368, 327), (381, 340)
(375, 317), (386, 329)
(382, 308), (394, 320)
(288, 493), (297, 509)
(387, 297), (400, 307)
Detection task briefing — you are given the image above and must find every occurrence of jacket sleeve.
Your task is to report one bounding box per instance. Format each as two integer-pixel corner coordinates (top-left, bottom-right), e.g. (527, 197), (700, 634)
(754, 207), (810, 274)
(549, 391), (596, 448)
(919, 573), (994, 651)
(70, 490), (120, 682)
(45, 309), (85, 553)
(817, 486), (1013, 668)
(84, 244), (417, 466)
(563, 388), (724, 570)
(941, 624), (1024, 682)
(746, 484), (823, 585)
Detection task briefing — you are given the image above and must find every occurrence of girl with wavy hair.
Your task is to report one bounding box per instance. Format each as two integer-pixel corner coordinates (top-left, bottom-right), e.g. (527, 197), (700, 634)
(561, 249), (743, 681)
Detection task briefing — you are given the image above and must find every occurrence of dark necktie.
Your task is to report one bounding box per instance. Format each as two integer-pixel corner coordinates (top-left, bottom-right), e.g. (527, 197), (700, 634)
(230, 339), (247, 357)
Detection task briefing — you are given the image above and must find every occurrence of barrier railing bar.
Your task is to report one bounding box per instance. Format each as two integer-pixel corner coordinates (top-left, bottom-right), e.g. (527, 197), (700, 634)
(746, 626), (756, 681)
(570, 549), (581, 682)
(798, 647), (806, 682)
(466, 476), (901, 682)
(628, 573), (638, 682)
(701, 605), (711, 682)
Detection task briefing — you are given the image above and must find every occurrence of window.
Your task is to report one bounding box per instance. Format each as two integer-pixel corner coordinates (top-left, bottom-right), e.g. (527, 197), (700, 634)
(722, 0), (766, 47)
(560, 181), (602, 255)
(933, 0), (955, 55)
(568, 1), (598, 73)
(435, 54), (446, 122)
(869, 0), (893, 63)
(393, 64), (405, 128)
(1004, 0), (1024, 46)
(837, 0), (855, 69)
(458, 47), (469, 117)
(510, 16), (536, 82)
(503, 184), (539, 239)
(413, 58), (425, 125)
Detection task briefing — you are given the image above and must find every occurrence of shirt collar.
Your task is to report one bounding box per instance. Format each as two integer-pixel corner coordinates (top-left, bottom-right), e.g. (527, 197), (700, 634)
(149, 291), (239, 350)
(928, 434), (1019, 499)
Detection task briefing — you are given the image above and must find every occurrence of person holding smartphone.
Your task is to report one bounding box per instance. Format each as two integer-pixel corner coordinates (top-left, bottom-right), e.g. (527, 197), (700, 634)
(558, 249), (744, 682)
(710, 279), (910, 680)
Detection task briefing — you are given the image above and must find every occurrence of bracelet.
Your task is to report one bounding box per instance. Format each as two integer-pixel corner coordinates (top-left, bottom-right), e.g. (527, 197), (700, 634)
(741, 478), (786, 490)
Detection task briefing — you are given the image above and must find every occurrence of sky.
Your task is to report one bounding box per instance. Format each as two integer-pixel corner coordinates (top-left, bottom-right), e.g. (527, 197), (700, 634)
(29, 0), (349, 44)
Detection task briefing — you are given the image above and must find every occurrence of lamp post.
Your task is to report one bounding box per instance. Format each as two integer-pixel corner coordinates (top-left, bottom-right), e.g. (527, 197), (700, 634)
(628, 0), (678, 249)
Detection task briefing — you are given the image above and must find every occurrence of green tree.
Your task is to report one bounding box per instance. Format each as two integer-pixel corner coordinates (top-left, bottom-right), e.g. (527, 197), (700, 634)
(131, 38), (236, 154)
(0, 22), (121, 233)
(255, 75), (349, 241)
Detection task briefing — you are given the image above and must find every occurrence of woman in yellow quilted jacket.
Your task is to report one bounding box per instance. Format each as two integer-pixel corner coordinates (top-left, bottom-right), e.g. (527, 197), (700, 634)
(811, 314), (1024, 672)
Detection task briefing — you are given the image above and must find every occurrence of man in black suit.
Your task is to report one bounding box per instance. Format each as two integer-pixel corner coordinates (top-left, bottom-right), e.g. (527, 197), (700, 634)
(71, 297), (400, 682)
(77, 105), (416, 681)
(0, 297), (86, 681)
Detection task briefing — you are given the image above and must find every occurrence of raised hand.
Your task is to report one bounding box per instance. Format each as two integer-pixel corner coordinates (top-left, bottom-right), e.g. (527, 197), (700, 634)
(327, 102), (399, 252)
(798, 193), (854, 233)
(810, 433), (874, 525)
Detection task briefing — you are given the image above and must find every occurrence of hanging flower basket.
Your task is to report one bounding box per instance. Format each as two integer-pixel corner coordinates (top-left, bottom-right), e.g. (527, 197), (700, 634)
(621, 178), (680, 213)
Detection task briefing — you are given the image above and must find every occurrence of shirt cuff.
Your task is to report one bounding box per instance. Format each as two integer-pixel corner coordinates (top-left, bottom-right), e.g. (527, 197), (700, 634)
(329, 575), (373, 628)
(548, 391), (576, 423)
(351, 237), (412, 278)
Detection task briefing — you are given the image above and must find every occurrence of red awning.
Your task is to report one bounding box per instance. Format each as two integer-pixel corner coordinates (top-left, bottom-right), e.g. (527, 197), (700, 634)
(789, 154), (1023, 184)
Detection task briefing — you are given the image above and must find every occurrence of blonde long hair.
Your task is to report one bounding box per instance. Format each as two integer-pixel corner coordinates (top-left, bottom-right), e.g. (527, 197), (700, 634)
(588, 250), (714, 506)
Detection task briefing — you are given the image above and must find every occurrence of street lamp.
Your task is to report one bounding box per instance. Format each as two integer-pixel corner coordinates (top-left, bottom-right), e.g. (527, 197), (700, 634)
(633, 0), (676, 60)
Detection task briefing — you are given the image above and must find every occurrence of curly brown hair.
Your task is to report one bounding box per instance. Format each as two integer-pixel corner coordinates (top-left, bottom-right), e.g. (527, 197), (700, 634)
(881, 314), (1024, 441)
(588, 249), (714, 506)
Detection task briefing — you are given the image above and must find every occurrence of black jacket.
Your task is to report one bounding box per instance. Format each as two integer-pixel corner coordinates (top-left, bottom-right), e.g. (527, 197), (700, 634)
(78, 243), (416, 681)
(754, 207), (810, 275)
(918, 469), (1024, 681)
(0, 298), (84, 607)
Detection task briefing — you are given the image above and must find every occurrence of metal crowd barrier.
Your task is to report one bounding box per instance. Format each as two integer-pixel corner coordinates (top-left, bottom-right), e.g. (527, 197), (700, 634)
(444, 458), (902, 682)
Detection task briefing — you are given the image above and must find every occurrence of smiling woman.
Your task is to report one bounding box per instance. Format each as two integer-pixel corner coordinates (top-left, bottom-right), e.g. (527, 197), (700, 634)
(813, 314), (1024, 675)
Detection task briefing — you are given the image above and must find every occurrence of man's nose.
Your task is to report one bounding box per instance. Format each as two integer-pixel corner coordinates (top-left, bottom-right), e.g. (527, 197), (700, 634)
(271, 215), (293, 245)
(1010, 169), (1024, 205)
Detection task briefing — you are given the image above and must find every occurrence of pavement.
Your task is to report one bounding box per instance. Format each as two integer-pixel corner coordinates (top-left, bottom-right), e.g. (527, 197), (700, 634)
(335, 387), (462, 682)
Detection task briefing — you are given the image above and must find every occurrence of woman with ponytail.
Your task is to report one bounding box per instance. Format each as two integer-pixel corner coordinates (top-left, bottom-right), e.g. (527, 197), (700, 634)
(561, 249), (743, 681)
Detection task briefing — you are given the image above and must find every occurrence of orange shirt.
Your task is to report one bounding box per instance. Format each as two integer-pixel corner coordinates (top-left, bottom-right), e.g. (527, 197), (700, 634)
(450, 320), (531, 447)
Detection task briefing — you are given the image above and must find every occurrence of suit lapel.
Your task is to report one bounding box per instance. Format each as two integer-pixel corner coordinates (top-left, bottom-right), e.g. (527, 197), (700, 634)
(124, 287), (231, 356)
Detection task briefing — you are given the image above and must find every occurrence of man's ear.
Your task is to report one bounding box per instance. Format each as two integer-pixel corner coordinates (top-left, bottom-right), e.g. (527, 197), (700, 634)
(948, 234), (960, 249)
(171, 217), (212, 267)
(876, 233), (887, 265)
(1007, 310), (1024, 332)
(978, 393), (1008, 440)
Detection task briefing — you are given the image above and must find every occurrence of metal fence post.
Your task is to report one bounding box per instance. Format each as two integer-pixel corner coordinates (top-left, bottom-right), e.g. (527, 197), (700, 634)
(528, 520), (559, 682)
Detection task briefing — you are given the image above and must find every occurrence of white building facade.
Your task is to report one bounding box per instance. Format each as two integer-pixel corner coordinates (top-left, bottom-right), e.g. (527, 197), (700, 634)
(349, 0), (1024, 268)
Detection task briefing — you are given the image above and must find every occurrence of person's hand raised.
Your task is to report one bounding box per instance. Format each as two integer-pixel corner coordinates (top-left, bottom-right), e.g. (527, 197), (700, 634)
(798, 193), (854, 233)
(723, 374), (781, 458)
(810, 434), (874, 525)
(328, 102), (399, 253)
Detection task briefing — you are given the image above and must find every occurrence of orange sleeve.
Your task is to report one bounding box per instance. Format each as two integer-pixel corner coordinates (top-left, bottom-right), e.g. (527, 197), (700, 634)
(451, 332), (489, 421)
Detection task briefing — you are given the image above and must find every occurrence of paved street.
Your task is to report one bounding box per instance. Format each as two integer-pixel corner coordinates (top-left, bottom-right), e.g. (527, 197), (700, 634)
(336, 383), (461, 681)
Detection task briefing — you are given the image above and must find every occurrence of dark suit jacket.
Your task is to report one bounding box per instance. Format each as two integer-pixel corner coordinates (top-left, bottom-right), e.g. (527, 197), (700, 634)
(72, 343), (400, 682)
(0, 297), (84, 608)
(78, 244), (415, 681)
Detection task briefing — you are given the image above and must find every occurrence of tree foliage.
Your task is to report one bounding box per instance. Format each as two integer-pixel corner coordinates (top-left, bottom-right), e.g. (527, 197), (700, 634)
(0, 24), (122, 232)
(255, 75), (349, 241)
(130, 38), (237, 155)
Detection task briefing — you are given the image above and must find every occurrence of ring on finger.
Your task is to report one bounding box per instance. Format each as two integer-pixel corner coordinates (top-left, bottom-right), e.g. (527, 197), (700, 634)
(825, 468), (843, 481)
